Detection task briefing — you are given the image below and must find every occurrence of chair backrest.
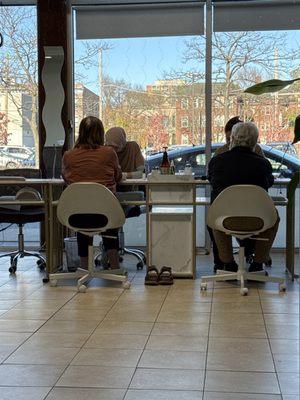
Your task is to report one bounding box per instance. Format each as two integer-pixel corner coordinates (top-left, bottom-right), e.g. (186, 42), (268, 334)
(57, 183), (125, 235)
(207, 185), (278, 238)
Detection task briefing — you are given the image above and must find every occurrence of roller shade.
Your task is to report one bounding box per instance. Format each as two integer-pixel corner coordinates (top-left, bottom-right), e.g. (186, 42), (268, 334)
(75, 2), (205, 39)
(0, 1), (36, 4)
(214, 0), (300, 32)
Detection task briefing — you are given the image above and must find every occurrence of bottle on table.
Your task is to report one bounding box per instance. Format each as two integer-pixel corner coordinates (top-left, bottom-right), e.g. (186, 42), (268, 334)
(160, 147), (171, 175)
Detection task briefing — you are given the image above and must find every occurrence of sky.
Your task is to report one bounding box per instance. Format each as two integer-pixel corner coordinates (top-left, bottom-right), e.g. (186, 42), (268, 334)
(74, 30), (300, 94)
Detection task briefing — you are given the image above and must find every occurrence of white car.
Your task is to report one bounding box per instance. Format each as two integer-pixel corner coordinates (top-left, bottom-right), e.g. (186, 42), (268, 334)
(0, 146), (33, 160)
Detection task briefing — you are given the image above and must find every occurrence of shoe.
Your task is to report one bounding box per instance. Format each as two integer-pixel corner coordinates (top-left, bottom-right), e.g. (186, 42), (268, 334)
(224, 261), (238, 272)
(214, 264), (224, 273)
(158, 266), (174, 285)
(144, 266), (159, 285)
(248, 262), (264, 273)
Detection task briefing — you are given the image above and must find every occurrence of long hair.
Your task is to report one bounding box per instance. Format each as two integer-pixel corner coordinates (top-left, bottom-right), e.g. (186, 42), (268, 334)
(75, 116), (104, 149)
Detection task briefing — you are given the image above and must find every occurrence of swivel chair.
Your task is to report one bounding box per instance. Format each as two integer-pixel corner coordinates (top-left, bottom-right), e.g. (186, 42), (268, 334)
(49, 182), (130, 292)
(200, 185), (286, 295)
(0, 169), (46, 273)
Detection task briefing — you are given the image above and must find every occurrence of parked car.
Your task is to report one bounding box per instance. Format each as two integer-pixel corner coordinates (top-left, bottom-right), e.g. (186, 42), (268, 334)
(0, 150), (24, 169)
(0, 146), (34, 160)
(21, 153), (36, 168)
(266, 142), (299, 157)
(147, 143), (300, 178)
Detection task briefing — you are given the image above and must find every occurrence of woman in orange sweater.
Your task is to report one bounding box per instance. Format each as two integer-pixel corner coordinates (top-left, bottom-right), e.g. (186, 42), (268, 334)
(62, 116), (122, 269)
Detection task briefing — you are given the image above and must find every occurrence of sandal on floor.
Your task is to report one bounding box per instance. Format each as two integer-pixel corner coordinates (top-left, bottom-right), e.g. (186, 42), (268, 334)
(145, 266), (159, 286)
(158, 266), (174, 285)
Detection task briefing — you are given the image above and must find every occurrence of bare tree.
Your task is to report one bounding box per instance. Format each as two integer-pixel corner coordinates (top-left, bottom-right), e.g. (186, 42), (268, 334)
(183, 31), (297, 127)
(0, 7), (38, 157)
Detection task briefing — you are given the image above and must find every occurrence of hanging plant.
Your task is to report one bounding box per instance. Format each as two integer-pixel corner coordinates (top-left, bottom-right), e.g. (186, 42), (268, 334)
(244, 78), (300, 95)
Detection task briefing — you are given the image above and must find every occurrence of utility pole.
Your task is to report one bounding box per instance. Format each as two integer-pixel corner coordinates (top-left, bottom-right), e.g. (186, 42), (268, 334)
(98, 48), (103, 122)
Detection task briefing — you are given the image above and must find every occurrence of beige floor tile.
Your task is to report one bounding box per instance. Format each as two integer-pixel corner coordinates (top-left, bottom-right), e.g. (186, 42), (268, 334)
(209, 323), (267, 338)
(0, 319), (45, 332)
(51, 308), (108, 321)
(25, 332), (90, 348)
(38, 319), (99, 334)
(203, 392), (281, 400)
(85, 333), (148, 349)
(146, 334), (208, 352)
(95, 321), (153, 335)
(56, 365), (135, 388)
(139, 349), (206, 369)
(152, 322), (208, 337)
(266, 323), (299, 339)
(273, 354), (299, 373)
(0, 387), (51, 400)
(208, 337), (271, 354)
(130, 368), (204, 390)
(205, 371), (280, 394)
(157, 310), (210, 324)
(269, 339), (299, 354)
(5, 345), (79, 365)
(61, 298), (116, 309)
(264, 313), (299, 325)
(161, 302), (211, 313)
(261, 302), (299, 314)
(282, 396), (300, 400)
(277, 373), (300, 394)
(14, 299), (67, 310)
(212, 302), (262, 314)
(207, 350), (275, 372)
(71, 348), (142, 367)
(0, 364), (65, 386)
(0, 345), (18, 363)
(0, 331), (32, 346)
(105, 309), (158, 322)
(46, 388), (126, 400)
(0, 308), (56, 320)
(210, 313), (264, 325)
(0, 300), (20, 309)
(125, 389), (203, 400)
(259, 290), (299, 302)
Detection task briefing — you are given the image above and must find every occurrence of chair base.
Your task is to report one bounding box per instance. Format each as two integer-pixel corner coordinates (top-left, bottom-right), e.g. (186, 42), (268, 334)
(0, 249), (46, 274)
(122, 248), (146, 270)
(200, 247), (286, 295)
(49, 245), (131, 292)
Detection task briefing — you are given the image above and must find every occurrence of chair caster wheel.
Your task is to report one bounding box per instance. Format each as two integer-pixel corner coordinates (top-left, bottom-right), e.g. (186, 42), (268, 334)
(264, 257), (272, 267)
(50, 280), (57, 287)
(78, 285), (87, 293)
(37, 260), (46, 271)
(200, 282), (207, 291)
(9, 266), (16, 274)
(119, 256), (123, 263)
(241, 287), (248, 296)
(137, 262), (144, 270)
(279, 283), (286, 292)
(43, 278), (49, 283)
(122, 280), (131, 289)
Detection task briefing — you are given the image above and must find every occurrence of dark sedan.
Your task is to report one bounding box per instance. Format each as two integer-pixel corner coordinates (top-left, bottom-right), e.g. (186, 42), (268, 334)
(147, 144), (300, 178)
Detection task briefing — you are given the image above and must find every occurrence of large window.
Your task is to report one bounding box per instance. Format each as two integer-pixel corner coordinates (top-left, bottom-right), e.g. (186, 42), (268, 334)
(0, 5), (38, 170)
(0, 5), (39, 247)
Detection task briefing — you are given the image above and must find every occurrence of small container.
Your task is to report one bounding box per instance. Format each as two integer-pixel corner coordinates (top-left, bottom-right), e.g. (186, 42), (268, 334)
(64, 237), (80, 272)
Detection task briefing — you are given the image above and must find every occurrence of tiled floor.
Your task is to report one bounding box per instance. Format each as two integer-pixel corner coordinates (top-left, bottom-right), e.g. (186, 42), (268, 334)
(0, 252), (298, 400)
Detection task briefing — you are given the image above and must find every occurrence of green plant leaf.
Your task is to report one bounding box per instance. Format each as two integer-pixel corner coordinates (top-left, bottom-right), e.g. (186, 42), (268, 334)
(244, 78), (300, 95)
(292, 115), (300, 144)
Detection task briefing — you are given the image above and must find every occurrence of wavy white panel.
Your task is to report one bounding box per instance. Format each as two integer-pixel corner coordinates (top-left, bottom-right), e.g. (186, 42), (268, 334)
(42, 46), (65, 146)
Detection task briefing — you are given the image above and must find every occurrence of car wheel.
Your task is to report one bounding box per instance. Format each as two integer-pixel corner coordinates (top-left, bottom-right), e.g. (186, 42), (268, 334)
(6, 162), (17, 168)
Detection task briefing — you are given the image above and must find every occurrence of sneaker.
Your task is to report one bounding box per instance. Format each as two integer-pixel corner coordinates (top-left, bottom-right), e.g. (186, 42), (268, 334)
(214, 264), (224, 273)
(224, 261), (238, 272)
(248, 262), (264, 273)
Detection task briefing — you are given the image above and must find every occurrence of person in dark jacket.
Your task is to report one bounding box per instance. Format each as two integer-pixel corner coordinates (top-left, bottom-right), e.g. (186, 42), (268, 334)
(208, 122), (279, 273)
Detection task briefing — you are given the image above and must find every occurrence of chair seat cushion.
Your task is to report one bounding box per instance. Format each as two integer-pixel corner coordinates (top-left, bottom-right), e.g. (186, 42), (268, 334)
(223, 216), (264, 232)
(0, 207), (45, 224)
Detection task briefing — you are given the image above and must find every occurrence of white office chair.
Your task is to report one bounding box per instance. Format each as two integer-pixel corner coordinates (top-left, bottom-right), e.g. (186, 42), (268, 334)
(49, 182), (130, 292)
(201, 185), (286, 295)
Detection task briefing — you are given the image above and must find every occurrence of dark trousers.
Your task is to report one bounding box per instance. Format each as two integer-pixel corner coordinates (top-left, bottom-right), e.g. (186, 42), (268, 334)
(207, 225), (255, 266)
(77, 229), (119, 257)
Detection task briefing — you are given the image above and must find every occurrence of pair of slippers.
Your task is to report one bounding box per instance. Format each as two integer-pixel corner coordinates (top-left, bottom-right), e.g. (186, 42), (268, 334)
(145, 266), (173, 285)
